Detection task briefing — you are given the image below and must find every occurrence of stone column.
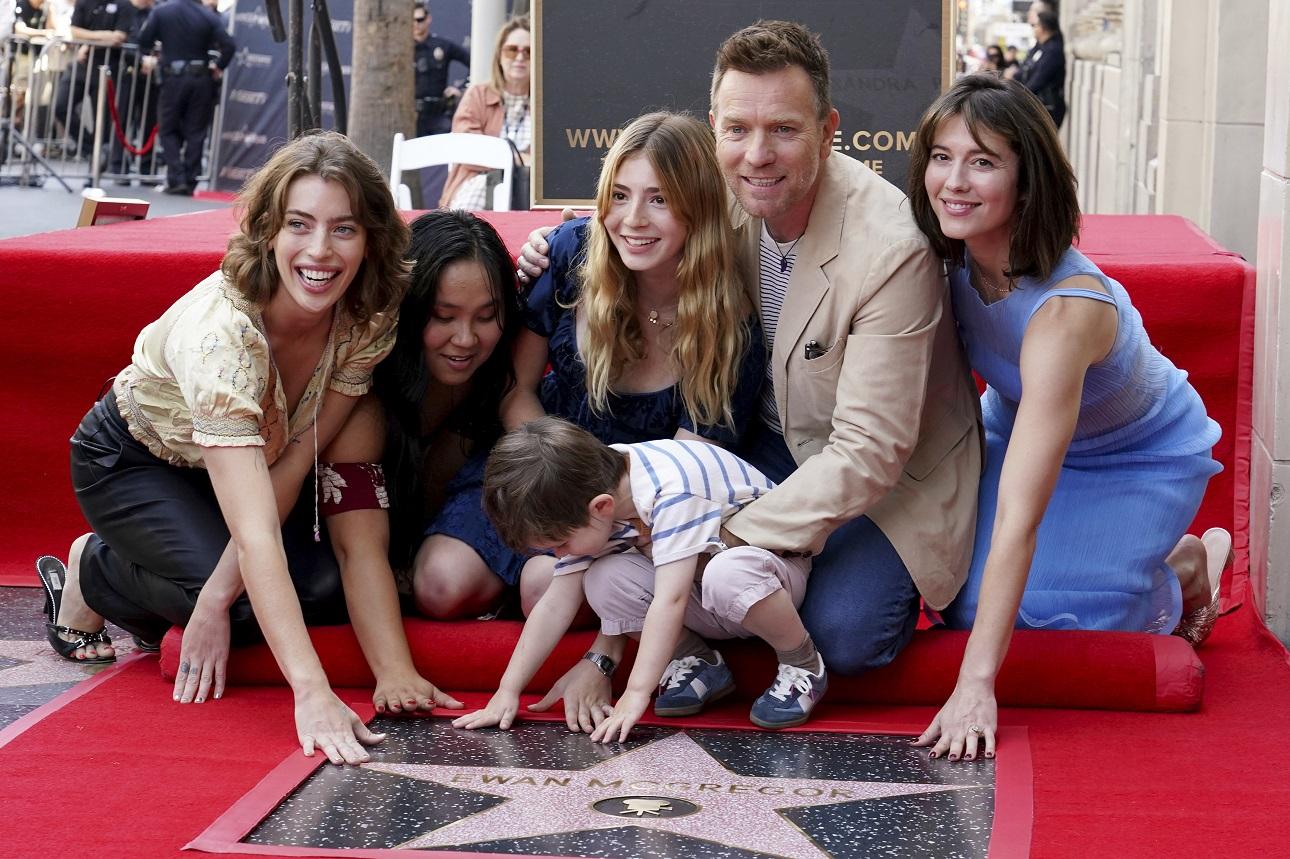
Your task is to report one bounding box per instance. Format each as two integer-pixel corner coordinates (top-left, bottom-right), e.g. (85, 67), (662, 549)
(1155, 0), (1266, 260)
(470, 0), (508, 87)
(1253, 1), (1290, 643)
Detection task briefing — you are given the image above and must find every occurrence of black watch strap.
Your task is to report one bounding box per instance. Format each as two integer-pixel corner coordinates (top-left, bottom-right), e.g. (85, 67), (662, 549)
(583, 651), (616, 677)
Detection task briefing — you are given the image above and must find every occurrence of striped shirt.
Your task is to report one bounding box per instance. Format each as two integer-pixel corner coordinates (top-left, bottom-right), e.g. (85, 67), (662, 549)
(553, 439), (776, 575)
(757, 222), (799, 433)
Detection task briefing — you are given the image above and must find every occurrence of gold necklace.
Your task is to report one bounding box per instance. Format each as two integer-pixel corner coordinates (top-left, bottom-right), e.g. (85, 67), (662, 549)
(971, 260), (1014, 298)
(646, 309), (675, 329)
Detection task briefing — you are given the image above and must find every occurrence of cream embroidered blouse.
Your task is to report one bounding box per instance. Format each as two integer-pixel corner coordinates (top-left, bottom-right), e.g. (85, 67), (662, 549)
(113, 271), (396, 468)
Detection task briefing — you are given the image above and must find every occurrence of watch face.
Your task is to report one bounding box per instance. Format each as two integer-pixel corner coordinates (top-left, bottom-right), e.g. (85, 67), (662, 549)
(585, 653), (614, 675)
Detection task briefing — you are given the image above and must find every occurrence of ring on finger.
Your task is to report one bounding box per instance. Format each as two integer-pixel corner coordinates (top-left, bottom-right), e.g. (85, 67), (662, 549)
(967, 723), (983, 735)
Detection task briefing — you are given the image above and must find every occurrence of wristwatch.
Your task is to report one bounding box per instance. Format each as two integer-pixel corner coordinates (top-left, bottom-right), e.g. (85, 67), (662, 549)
(583, 651), (617, 677)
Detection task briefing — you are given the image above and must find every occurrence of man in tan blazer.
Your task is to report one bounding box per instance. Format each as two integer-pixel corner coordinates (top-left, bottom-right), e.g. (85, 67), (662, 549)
(709, 22), (980, 680)
(518, 20), (980, 725)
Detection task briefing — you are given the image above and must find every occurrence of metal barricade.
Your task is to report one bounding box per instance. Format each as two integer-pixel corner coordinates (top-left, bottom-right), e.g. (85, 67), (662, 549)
(1, 34), (222, 191)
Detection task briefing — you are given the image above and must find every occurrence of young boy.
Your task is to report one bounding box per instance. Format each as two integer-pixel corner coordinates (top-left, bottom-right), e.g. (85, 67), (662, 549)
(452, 416), (826, 742)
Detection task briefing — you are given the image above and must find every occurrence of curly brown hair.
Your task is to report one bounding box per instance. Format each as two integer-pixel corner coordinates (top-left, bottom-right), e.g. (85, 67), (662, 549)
(221, 131), (410, 323)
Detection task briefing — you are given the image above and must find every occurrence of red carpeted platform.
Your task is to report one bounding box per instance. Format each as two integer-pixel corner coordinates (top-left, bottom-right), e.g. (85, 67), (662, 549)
(0, 211), (1257, 713)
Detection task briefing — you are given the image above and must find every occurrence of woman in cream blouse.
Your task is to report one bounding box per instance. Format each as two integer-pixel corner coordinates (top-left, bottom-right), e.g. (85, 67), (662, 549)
(36, 132), (436, 765)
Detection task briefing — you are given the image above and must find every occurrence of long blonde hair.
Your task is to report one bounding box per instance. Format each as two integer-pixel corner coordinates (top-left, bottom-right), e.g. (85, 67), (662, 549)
(578, 112), (750, 430)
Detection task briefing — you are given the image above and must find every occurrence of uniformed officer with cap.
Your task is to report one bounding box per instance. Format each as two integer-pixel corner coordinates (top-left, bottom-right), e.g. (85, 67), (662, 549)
(413, 2), (469, 138)
(136, 0), (234, 194)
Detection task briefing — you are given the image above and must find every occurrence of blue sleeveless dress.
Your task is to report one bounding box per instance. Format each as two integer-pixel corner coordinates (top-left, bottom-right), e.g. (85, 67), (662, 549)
(942, 248), (1221, 633)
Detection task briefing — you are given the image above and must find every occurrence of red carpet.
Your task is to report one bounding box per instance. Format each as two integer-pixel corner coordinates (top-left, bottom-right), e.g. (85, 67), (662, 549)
(0, 601), (1287, 857)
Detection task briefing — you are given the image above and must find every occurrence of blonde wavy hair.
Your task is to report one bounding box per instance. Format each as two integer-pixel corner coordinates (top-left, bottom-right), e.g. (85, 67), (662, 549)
(578, 112), (750, 430)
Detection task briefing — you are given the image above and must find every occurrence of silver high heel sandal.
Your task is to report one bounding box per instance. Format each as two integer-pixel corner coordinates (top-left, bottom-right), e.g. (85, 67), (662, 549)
(1173, 528), (1232, 648)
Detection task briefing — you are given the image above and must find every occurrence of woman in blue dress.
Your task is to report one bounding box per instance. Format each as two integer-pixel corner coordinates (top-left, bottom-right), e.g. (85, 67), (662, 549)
(416, 111), (764, 625)
(905, 75), (1229, 761)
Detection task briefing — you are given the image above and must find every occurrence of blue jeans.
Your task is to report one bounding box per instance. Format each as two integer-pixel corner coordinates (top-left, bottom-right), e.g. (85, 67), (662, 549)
(737, 420), (920, 676)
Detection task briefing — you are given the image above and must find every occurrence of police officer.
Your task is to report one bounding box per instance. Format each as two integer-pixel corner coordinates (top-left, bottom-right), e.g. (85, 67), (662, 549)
(136, 0), (234, 195)
(413, 2), (468, 138)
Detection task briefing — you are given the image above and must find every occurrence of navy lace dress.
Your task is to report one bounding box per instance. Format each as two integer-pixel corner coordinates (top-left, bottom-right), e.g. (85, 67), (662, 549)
(427, 218), (767, 584)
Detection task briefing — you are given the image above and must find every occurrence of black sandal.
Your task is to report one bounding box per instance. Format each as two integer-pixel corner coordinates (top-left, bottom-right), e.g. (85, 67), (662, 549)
(35, 555), (115, 665)
(131, 636), (161, 654)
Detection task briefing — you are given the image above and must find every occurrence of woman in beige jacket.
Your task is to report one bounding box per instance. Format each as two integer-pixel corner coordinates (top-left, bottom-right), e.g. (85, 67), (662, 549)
(439, 15), (531, 209)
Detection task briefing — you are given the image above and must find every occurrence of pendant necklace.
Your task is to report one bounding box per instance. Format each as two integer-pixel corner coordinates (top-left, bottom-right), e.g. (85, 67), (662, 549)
(771, 235), (803, 274)
(646, 309), (675, 329)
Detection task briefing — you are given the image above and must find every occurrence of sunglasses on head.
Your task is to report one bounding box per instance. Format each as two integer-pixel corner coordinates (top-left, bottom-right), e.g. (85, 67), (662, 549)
(501, 45), (531, 58)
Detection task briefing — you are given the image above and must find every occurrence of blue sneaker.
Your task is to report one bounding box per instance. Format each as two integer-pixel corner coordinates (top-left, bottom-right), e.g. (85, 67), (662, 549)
(749, 656), (828, 729)
(653, 652), (736, 717)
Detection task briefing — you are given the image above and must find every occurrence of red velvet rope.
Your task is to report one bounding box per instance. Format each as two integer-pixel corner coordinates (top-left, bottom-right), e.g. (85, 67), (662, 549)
(104, 77), (158, 157)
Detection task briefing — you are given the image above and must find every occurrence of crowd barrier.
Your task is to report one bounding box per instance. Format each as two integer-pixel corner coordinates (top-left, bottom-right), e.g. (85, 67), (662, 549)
(0, 33), (221, 190)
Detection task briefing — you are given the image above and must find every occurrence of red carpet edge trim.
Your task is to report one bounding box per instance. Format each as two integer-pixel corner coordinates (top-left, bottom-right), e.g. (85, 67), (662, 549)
(986, 726), (1033, 859)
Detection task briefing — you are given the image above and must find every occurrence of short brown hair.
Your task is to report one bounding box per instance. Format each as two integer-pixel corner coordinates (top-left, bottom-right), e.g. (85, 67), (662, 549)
(907, 74), (1080, 280)
(482, 417), (627, 552)
(489, 15), (529, 94)
(710, 20), (831, 119)
(222, 131), (410, 324)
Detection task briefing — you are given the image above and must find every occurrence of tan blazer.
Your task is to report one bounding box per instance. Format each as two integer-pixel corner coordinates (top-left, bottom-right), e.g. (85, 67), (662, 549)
(723, 155), (982, 610)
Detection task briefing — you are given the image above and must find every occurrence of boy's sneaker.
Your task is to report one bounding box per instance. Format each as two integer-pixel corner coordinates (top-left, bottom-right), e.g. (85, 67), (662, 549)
(653, 652), (736, 717)
(749, 656), (828, 729)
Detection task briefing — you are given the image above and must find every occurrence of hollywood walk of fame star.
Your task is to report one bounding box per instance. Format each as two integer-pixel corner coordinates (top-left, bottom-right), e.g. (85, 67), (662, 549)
(366, 730), (983, 858)
(0, 639), (120, 688)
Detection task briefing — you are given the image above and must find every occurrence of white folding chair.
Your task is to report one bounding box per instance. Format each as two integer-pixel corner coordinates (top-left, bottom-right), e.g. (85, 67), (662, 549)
(388, 132), (515, 211)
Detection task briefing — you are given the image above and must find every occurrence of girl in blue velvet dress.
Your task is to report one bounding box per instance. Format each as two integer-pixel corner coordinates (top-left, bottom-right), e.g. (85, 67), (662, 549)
(905, 75), (1230, 762)
(412, 112), (763, 628)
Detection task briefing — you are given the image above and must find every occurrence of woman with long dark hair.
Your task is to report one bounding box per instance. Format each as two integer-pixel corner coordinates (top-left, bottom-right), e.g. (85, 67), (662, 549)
(364, 209), (522, 612)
